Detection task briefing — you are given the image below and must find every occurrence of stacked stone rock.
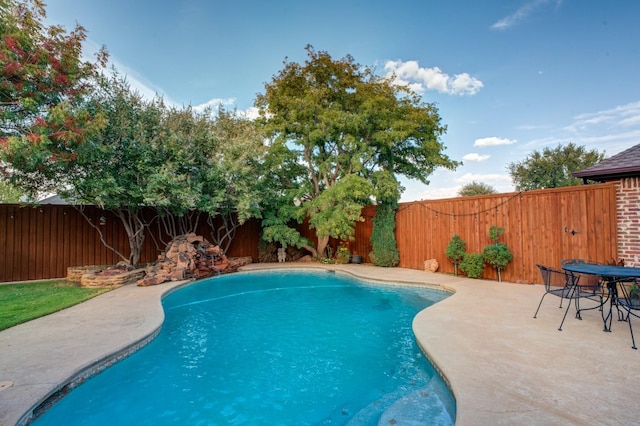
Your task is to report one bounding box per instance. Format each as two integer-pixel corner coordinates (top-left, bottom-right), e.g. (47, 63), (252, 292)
(137, 233), (251, 286)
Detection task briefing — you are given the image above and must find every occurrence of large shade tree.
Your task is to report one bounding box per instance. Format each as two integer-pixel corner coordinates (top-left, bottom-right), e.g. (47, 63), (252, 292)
(507, 143), (606, 191)
(256, 46), (459, 257)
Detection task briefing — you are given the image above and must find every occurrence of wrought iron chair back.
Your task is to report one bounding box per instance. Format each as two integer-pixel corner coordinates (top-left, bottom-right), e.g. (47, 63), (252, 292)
(534, 263), (603, 331)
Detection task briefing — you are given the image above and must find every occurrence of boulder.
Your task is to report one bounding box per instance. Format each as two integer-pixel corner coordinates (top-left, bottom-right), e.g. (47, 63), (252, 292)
(423, 259), (439, 273)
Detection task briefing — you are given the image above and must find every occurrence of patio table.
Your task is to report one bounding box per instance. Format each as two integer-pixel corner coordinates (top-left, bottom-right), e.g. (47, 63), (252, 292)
(562, 262), (640, 331)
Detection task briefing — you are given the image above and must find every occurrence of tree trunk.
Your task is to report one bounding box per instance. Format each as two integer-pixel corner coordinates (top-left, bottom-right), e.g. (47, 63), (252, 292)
(316, 235), (330, 259)
(302, 244), (318, 258)
(115, 208), (147, 267)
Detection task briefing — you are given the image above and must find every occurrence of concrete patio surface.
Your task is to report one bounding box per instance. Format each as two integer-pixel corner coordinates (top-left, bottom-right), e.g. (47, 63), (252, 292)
(1, 263), (639, 425)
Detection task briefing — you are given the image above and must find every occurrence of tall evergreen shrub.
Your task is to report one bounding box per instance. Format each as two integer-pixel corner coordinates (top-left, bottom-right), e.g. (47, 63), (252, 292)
(369, 202), (400, 267)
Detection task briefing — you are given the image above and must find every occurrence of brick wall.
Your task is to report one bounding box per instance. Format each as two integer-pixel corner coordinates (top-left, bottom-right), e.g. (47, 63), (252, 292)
(616, 177), (640, 266)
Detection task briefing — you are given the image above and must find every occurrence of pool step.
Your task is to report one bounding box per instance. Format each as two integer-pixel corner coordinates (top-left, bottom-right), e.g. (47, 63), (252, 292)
(377, 385), (453, 425)
(346, 377), (455, 425)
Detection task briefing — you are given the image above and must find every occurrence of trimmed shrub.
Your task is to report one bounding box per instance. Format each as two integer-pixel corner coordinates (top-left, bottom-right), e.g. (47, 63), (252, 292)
(369, 202), (400, 267)
(445, 234), (466, 276)
(460, 252), (484, 279)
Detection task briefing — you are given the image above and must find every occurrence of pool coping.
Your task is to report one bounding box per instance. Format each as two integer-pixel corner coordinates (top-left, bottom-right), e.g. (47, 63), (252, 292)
(1, 263), (638, 425)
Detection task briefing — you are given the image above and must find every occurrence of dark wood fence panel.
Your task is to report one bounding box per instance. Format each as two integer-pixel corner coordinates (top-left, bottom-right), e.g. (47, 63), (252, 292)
(0, 205), (260, 283)
(392, 184), (618, 283)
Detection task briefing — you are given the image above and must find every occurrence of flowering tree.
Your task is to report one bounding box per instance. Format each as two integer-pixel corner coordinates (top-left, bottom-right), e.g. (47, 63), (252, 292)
(0, 0), (107, 197)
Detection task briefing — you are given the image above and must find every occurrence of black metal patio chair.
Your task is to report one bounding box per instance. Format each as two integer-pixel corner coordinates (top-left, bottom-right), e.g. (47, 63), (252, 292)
(534, 264), (603, 331)
(561, 258), (607, 314)
(616, 280), (640, 349)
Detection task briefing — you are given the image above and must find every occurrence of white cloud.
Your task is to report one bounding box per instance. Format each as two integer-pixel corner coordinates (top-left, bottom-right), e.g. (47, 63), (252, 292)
(192, 97), (237, 114)
(400, 170), (515, 201)
(240, 106), (261, 120)
(566, 101), (640, 132)
(415, 186), (459, 200)
(407, 172), (514, 200)
(455, 173), (512, 185)
(462, 153), (491, 162)
(491, 0), (563, 31)
(619, 115), (640, 127)
(384, 60), (483, 96)
(474, 137), (517, 147)
(515, 101), (640, 163)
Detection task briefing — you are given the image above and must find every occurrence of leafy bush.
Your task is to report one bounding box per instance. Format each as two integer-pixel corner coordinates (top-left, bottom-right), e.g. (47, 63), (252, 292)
(459, 253), (484, 279)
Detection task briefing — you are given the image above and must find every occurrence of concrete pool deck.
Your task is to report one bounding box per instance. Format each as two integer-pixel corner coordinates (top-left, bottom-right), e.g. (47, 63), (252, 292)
(1, 263), (638, 425)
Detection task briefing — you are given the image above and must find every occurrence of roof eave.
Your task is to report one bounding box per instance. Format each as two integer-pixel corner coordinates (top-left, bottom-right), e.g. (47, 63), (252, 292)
(573, 168), (640, 181)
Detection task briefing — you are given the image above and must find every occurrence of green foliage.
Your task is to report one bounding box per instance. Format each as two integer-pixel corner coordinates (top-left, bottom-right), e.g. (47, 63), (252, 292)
(203, 107), (267, 222)
(255, 45), (459, 256)
(507, 143), (606, 191)
(459, 253), (484, 279)
(369, 202), (400, 267)
(445, 234), (466, 263)
(445, 233), (466, 275)
(629, 282), (640, 299)
(371, 170), (401, 204)
(305, 174), (373, 241)
(0, 280), (111, 331)
(335, 244), (351, 264)
(261, 221), (311, 249)
(0, 177), (23, 203)
(488, 225), (504, 243)
(458, 181), (497, 197)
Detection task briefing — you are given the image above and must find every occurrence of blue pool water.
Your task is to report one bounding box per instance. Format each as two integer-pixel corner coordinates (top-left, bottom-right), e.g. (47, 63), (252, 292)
(34, 270), (455, 425)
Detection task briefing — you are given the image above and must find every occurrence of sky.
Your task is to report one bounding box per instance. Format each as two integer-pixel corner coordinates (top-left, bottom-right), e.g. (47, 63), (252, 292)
(44, 0), (640, 202)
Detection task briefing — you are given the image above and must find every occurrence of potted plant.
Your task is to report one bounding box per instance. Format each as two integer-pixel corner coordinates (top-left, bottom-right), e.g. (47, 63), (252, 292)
(628, 282), (640, 300)
(459, 252), (484, 279)
(335, 243), (351, 264)
(482, 226), (513, 282)
(445, 234), (466, 276)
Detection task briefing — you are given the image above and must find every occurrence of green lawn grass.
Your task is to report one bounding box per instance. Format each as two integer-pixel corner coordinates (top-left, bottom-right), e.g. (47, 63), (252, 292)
(0, 280), (112, 331)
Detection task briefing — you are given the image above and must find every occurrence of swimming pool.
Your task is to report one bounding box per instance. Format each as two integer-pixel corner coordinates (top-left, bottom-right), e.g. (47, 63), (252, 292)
(34, 270), (455, 425)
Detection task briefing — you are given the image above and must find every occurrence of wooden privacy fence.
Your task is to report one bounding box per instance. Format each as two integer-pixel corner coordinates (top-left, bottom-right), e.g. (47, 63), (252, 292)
(0, 205), (260, 283)
(0, 183), (618, 284)
(379, 183), (617, 284)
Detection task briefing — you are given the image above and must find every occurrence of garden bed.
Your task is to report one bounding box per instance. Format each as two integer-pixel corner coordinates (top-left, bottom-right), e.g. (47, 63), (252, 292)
(80, 268), (146, 288)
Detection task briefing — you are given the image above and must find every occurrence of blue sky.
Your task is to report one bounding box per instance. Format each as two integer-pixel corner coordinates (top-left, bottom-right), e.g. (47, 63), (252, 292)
(45, 0), (640, 201)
